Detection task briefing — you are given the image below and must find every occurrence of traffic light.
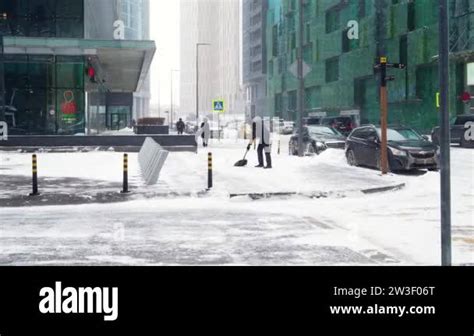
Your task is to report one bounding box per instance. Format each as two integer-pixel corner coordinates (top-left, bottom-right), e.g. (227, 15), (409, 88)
(85, 64), (96, 83)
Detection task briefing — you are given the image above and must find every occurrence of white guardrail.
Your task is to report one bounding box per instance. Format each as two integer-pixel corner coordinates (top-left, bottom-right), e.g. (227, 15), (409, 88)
(138, 137), (169, 185)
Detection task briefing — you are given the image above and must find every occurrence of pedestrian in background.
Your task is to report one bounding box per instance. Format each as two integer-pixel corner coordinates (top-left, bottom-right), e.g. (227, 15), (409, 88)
(176, 118), (185, 135)
(195, 117), (210, 147)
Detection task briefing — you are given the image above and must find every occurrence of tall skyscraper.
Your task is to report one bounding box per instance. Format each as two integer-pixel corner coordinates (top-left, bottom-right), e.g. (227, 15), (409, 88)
(242, 0), (268, 121)
(179, 0), (243, 122)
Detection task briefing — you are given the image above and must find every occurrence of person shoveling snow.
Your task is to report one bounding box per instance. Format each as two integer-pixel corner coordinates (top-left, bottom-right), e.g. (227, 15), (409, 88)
(245, 116), (272, 169)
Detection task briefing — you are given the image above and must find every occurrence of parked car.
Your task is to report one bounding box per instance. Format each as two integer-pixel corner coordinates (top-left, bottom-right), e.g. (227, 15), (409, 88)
(320, 116), (356, 136)
(303, 116), (323, 126)
(431, 114), (474, 148)
(289, 125), (346, 156)
(279, 121), (295, 135)
(345, 125), (440, 171)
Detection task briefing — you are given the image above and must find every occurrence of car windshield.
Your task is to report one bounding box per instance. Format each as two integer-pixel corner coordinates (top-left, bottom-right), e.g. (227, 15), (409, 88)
(308, 126), (341, 136)
(376, 128), (422, 141)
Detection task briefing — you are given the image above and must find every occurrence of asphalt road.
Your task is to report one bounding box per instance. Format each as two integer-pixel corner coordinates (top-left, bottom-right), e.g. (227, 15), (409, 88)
(0, 200), (398, 266)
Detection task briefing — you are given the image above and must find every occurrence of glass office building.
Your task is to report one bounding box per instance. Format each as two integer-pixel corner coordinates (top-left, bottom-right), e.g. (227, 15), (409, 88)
(0, 0), (154, 135)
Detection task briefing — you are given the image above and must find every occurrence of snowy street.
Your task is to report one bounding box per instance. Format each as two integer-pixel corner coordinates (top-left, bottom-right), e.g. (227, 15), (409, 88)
(0, 138), (473, 265)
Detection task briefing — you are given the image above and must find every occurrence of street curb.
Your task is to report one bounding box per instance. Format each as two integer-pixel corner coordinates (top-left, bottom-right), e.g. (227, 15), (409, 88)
(361, 183), (406, 194)
(0, 184), (406, 207)
(229, 183), (406, 200)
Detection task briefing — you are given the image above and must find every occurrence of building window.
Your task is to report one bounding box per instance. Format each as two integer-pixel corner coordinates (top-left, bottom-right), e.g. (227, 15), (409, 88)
(342, 28), (359, 53)
(275, 93), (282, 113)
(268, 60), (274, 77)
(289, 0), (297, 11)
(305, 86), (321, 109)
(272, 25), (279, 56)
(326, 57), (339, 83)
(3, 55), (85, 135)
(407, 1), (415, 31)
(303, 43), (313, 64)
(289, 32), (296, 50)
(287, 90), (297, 111)
(358, 0), (366, 18)
(121, 0), (143, 39)
(306, 23), (311, 44)
(326, 7), (340, 33)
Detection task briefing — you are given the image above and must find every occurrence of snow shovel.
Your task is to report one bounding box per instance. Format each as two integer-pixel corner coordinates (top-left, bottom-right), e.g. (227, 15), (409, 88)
(234, 148), (250, 167)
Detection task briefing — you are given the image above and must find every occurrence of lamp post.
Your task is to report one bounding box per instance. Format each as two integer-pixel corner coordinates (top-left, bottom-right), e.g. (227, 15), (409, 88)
(0, 12), (7, 122)
(196, 43), (211, 124)
(170, 69), (180, 132)
(296, 0), (304, 157)
(164, 110), (170, 127)
(438, 0), (451, 266)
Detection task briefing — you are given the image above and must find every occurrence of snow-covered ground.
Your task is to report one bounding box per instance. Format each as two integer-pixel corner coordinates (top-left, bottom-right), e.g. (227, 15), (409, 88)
(0, 137), (472, 266)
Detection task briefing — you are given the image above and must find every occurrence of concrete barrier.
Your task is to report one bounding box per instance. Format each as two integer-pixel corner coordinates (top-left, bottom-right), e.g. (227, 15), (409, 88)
(0, 135), (197, 152)
(138, 137), (169, 185)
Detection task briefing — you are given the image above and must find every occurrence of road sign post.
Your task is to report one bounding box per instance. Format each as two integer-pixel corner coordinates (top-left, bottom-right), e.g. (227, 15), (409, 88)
(379, 57), (389, 174)
(297, 0), (305, 157)
(213, 100), (225, 141)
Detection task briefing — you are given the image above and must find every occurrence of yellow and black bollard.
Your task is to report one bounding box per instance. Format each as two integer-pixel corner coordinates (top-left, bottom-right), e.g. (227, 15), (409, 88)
(207, 152), (213, 190)
(121, 153), (129, 193)
(29, 154), (39, 196)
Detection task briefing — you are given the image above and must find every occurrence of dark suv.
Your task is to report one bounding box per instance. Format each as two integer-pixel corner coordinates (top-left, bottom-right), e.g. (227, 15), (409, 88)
(431, 114), (474, 148)
(320, 116), (356, 136)
(345, 125), (440, 171)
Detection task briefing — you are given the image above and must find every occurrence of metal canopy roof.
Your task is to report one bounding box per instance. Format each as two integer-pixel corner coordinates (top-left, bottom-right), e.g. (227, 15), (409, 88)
(2, 36), (156, 92)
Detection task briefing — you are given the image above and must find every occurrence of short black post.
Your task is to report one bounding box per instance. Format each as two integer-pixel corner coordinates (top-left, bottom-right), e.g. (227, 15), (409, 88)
(278, 140), (281, 155)
(29, 154), (39, 196)
(207, 152), (213, 189)
(121, 153), (129, 193)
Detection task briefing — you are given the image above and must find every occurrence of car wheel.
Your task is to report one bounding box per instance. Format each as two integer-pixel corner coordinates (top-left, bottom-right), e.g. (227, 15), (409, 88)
(346, 149), (358, 166)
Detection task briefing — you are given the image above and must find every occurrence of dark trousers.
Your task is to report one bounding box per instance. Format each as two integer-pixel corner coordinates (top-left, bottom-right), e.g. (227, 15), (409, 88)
(257, 144), (265, 165)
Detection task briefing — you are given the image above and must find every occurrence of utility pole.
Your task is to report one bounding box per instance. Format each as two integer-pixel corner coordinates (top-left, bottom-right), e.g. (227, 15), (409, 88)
(296, 0), (305, 157)
(438, 0), (452, 266)
(374, 57), (405, 174)
(170, 69), (179, 131)
(196, 43), (210, 125)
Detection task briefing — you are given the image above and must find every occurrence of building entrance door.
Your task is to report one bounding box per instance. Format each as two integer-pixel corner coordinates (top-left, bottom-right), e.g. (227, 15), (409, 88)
(108, 106), (131, 130)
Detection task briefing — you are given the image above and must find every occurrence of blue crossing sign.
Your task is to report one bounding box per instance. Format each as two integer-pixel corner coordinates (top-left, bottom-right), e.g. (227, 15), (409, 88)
(212, 100), (225, 113)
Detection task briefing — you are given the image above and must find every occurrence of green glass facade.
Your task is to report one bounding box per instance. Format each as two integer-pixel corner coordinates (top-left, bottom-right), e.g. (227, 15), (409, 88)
(3, 54), (85, 135)
(265, 0), (474, 132)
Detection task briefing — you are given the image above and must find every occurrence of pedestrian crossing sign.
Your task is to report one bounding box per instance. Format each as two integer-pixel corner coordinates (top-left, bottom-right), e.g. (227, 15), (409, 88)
(213, 100), (225, 113)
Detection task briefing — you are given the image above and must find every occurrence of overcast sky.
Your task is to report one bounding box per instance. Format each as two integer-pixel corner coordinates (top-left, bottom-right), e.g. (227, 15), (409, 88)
(149, 0), (180, 107)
